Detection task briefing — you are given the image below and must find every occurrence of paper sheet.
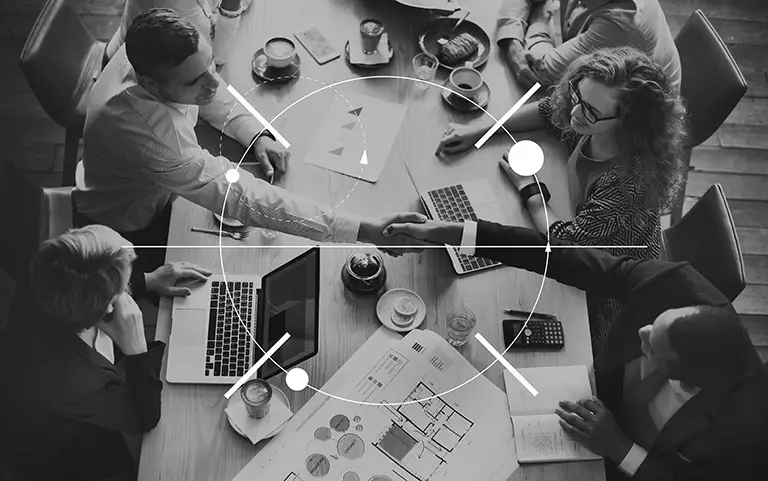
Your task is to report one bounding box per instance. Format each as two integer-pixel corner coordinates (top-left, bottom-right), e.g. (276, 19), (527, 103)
(238, 329), (519, 481)
(305, 92), (407, 183)
(504, 365), (592, 417)
(512, 414), (601, 463)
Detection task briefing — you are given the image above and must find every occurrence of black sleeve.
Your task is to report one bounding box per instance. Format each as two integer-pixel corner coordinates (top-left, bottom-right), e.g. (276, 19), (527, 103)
(128, 267), (147, 299)
(63, 341), (166, 434)
(474, 220), (671, 302)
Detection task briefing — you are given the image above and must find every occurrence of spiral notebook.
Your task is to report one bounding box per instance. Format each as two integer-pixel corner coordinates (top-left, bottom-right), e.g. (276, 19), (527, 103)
(505, 365), (602, 463)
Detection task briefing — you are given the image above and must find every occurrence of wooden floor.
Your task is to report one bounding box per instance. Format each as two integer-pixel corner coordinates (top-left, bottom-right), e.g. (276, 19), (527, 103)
(0, 0), (767, 358)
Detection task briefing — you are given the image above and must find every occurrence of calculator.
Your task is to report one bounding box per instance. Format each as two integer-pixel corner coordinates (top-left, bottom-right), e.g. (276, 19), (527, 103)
(502, 318), (565, 350)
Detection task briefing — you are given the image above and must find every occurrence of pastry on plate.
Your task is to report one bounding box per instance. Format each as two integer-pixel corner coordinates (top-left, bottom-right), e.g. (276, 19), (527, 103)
(439, 32), (479, 64)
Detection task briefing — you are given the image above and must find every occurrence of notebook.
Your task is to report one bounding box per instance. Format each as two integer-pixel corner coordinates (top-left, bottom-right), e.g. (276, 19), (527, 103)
(504, 365), (602, 463)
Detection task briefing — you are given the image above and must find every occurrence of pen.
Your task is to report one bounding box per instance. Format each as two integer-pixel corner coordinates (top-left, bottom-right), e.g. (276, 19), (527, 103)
(503, 308), (557, 320)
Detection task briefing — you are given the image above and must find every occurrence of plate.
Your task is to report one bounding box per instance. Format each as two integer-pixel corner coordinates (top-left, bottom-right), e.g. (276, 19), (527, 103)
(252, 48), (301, 82)
(344, 40), (395, 68)
(226, 383), (292, 439)
(376, 288), (426, 332)
(393, 0), (461, 13)
(441, 78), (490, 112)
(213, 212), (245, 228)
(419, 18), (491, 70)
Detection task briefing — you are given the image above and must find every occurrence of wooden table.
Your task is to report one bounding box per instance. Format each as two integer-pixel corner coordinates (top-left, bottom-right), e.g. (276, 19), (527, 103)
(138, 1), (606, 480)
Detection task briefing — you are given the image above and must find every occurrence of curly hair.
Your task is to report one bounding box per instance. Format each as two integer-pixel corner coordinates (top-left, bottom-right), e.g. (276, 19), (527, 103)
(549, 47), (687, 211)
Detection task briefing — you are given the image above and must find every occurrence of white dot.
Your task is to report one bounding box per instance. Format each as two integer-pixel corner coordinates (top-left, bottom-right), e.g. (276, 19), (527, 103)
(225, 168), (240, 183)
(286, 367), (309, 391)
(507, 140), (544, 176)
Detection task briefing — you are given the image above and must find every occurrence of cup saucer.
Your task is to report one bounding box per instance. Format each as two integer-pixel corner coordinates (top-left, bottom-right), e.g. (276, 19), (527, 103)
(252, 48), (301, 82)
(344, 40), (395, 68)
(376, 288), (426, 332)
(441, 79), (490, 112)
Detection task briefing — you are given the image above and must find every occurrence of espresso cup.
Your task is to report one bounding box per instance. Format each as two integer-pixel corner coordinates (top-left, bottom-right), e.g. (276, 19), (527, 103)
(360, 19), (384, 54)
(448, 62), (483, 107)
(264, 37), (297, 69)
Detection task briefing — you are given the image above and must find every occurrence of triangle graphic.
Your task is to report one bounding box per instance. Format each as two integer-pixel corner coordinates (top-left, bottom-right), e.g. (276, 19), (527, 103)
(360, 150), (368, 165)
(329, 147), (345, 156)
(348, 107), (363, 116)
(341, 121), (356, 131)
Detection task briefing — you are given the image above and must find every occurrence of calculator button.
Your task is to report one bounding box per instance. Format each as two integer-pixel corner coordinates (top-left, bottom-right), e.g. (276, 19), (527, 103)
(524, 328), (532, 336)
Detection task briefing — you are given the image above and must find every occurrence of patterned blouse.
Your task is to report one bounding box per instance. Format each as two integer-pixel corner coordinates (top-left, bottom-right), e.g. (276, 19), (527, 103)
(538, 97), (662, 354)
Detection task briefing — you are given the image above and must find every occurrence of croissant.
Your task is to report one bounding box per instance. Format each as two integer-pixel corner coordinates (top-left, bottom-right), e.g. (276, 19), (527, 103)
(439, 33), (479, 64)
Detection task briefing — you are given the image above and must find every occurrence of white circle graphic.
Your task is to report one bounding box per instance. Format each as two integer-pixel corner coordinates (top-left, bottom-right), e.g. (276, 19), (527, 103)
(224, 168), (240, 184)
(286, 367), (309, 391)
(507, 140), (544, 176)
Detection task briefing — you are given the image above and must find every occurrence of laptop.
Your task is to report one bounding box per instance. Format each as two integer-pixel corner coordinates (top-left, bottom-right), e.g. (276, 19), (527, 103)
(166, 247), (320, 384)
(404, 162), (504, 275)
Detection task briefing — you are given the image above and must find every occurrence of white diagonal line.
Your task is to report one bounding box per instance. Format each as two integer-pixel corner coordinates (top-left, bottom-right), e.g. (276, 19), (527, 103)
(226, 85), (291, 148)
(224, 332), (291, 399)
(475, 333), (538, 396)
(474, 82), (541, 149)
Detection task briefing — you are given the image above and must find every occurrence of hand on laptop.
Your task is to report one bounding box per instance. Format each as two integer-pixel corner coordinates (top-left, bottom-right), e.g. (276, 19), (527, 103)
(97, 293), (147, 356)
(146, 262), (213, 297)
(383, 219), (464, 247)
(358, 212), (430, 256)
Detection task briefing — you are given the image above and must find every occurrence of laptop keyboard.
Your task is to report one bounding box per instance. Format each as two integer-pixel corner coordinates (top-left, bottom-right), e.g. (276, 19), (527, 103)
(205, 280), (256, 378)
(427, 184), (501, 274)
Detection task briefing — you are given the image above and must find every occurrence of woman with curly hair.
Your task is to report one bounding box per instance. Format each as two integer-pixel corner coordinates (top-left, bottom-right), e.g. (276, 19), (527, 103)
(437, 47), (687, 353)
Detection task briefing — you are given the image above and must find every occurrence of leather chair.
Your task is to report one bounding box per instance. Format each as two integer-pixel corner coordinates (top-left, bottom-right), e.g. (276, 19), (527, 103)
(19, 0), (105, 186)
(40, 187), (74, 241)
(661, 183), (745, 302)
(671, 9), (748, 223)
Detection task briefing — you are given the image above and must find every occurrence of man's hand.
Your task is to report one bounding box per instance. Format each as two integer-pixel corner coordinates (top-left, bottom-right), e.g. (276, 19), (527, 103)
(437, 122), (490, 155)
(383, 219), (464, 247)
(556, 398), (634, 463)
(501, 40), (540, 88)
(500, 154), (535, 191)
(358, 213), (430, 256)
(145, 262), (213, 297)
(97, 293), (147, 356)
(253, 136), (291, 180)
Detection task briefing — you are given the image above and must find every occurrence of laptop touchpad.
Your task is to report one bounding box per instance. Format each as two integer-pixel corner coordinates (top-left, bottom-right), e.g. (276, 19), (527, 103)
(172, 309), (208, 347)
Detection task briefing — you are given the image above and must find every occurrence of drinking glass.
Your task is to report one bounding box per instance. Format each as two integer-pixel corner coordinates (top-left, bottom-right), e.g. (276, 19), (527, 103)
(412, 53), (439, 91)
(446, 303), (476, 347)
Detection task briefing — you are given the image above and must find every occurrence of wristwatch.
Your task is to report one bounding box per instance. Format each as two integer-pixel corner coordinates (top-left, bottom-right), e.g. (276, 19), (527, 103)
(519, 182), (551, 204)
(217, 4), (244, 18)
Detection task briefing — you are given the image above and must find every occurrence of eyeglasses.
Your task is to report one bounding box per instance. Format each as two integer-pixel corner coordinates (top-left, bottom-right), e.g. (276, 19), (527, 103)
(568, 80), (619, 124)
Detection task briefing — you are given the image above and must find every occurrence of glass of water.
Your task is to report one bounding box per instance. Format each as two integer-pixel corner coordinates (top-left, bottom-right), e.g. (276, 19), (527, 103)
(412, 52), (439, 91)
(446, 303), (476, 347)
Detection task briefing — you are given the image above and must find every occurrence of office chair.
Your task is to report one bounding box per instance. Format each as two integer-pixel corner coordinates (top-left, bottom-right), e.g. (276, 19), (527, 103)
(671, 9), (748, 223)
(661, 183), (745, 302)
(19, 0), (105, 186)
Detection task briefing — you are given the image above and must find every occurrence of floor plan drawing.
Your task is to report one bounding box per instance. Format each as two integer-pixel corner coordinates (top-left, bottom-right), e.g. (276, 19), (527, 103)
(373, 382), (474, 481)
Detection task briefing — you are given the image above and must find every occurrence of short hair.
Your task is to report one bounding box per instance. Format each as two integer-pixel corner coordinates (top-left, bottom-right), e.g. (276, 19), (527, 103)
(29, 225), (137, 333)
(667, 305), (759, 385)
(549, 46), (687, 212)
(125, 8), (200, 81)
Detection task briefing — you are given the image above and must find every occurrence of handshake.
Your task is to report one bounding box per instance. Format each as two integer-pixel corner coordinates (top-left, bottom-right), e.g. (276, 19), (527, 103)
(357, 212), (465, 256)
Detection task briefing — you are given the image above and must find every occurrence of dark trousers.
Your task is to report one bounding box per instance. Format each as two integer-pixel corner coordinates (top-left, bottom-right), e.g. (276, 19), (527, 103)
(71, 198), (172, 275)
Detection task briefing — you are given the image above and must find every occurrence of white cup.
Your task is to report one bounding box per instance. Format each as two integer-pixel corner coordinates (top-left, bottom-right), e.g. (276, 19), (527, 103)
(264, 37), (297, 69)
(448, 62), (483, 106)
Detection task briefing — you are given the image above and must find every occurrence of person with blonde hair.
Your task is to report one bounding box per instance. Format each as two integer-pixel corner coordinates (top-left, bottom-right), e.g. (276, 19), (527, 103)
(1, 225), (210, 481)
(437, 47), (687, 353)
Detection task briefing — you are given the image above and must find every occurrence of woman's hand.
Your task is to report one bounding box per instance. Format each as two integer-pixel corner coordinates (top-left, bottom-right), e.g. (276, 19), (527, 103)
(500, 153), (535, 191)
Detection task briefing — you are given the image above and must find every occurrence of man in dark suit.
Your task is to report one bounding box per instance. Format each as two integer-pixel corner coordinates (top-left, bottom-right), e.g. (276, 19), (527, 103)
(383, 218), (768, 481)
(0, 225), (211, 481)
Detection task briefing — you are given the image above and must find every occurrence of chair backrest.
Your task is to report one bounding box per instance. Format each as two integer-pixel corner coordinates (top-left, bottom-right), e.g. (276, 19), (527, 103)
(40, 187), (73, 241)
(19, 0), (101, 128)
(675, 10), (747, 147)
(662, 183), (745, 301)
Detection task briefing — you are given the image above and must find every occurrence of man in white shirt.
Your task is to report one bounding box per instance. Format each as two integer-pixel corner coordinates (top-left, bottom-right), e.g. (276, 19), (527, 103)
(75, 8), (424, 270)
(382, 218), (768, 481)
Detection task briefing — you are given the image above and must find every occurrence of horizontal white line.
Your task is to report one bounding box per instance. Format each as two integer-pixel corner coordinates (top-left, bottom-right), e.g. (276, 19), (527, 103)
(475, 333), (538, 396)
(224, 332), (291, 399)
(122, 245), (648, 249)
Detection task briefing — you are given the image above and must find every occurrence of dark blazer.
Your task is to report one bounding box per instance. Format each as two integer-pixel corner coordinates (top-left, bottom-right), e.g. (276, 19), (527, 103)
(474, 220), (768, 481)
(0, 269), (165, 481)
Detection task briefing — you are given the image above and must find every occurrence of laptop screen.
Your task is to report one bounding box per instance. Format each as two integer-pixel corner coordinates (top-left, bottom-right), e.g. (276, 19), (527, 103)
(257, 247), (320, 379)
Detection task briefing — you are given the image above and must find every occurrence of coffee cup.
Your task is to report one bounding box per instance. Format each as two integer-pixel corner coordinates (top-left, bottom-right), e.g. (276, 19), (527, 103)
(448, 62), (483, 107)
(264, 37), (297, 69)
(359, 19), (384, 54)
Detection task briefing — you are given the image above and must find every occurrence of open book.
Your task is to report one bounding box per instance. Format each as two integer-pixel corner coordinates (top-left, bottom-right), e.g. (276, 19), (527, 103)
(504, 365), (602, 463)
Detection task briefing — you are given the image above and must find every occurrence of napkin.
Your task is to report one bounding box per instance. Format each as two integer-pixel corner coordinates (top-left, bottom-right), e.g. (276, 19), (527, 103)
(349, 33), (391, 65)
(225, 396), (292, 444)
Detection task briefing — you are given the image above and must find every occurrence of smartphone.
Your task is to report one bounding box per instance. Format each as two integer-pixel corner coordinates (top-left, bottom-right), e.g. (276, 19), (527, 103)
(502, 317), (564, 350)
(294, 27), (340, 65)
